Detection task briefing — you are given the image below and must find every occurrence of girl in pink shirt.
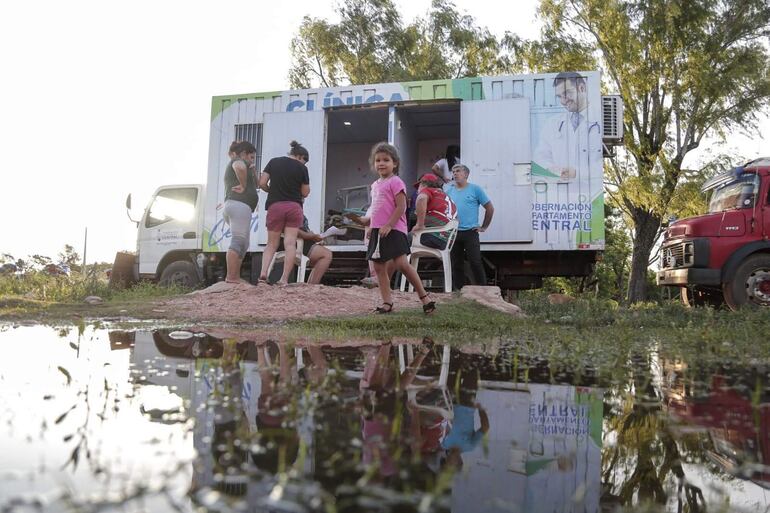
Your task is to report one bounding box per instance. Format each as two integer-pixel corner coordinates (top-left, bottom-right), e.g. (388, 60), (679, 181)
(363, 142), (436, 314)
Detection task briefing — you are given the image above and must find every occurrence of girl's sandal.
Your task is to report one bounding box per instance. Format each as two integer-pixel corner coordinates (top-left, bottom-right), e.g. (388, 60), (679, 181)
(257, 277), (270, 285)
(419, 294), (436, 315)
(374, 302), (394, 314)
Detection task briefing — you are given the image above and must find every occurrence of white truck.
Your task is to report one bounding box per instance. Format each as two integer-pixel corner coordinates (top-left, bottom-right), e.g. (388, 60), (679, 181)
(120, 71), (622, 290)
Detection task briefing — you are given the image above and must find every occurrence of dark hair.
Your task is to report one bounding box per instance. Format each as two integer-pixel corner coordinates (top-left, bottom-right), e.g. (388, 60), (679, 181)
(289, 140), (309, 161)
(232, 140), (257, 155)
(446, 144), (461, 170)
(552, 72), (586, 89)
(229, 140), (241, 154)
(369, 142), (400, 174)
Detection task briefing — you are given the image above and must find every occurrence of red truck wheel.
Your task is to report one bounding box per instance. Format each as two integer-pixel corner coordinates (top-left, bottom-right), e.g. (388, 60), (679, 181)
(723, 254), (770, 310)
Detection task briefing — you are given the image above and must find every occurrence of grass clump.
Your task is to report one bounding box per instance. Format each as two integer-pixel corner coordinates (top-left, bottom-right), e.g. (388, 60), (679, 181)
(286, 299), (519, 342)
(0, 273), (188, 304)
(0, 272), (190, 321)
(288, 291), (770, 372)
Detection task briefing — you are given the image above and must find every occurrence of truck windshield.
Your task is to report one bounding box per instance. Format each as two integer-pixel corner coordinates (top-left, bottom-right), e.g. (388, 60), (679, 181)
(708, 173), (759, 213)
(146, 187), (198, 228)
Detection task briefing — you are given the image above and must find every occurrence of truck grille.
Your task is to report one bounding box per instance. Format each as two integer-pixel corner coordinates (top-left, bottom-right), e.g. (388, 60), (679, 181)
(661, 241), (694, 269)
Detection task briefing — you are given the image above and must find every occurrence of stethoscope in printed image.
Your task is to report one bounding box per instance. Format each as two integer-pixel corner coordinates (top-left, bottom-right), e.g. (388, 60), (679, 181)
(556, 119), (601, 135)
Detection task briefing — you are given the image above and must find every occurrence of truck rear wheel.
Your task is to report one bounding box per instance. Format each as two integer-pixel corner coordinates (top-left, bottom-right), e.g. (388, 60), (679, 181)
(723, 254), (770, 310)
(159, 261), (200, 288)
(680, 286), (724, 308)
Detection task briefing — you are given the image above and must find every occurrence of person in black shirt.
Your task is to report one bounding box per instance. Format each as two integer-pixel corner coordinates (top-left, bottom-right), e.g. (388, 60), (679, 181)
(223, 141), (258, 284)
(257, 140), (311, 285)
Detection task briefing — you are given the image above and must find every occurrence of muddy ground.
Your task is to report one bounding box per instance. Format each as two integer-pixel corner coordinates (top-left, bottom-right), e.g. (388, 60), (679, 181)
(161, 281), (448, 322)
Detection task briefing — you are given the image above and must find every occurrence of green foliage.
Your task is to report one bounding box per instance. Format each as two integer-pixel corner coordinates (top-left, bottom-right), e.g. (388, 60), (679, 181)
(0, 271), (188, 305)
(540, 204), (632, 301)
(58, 244), (82, 273)
(499, 29), (597, 74)
(0, 249), (188, 304)
(288, 0), (504, 88)
(0, 272), (110, 303)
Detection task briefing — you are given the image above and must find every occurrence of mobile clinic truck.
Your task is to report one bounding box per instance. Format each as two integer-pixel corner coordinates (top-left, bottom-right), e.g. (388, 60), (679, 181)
(122, 71), (623, 290)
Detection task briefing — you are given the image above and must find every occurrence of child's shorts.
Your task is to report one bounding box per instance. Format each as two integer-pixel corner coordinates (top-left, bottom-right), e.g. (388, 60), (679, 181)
(366, 228), (410, 262)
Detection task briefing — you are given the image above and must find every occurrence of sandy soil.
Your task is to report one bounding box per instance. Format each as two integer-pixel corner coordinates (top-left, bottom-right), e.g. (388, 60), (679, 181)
(161, 281), (448, 322)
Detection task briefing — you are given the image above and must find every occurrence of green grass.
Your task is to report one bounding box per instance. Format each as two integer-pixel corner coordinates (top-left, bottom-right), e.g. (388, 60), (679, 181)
(285, 299), (520, 342)
(0, 273), (190, 321)
(285, 293), (770, 380)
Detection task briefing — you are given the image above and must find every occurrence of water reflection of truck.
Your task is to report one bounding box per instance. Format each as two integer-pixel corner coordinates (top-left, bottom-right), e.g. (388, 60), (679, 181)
(657, 158), (770, 309)
(662, 361), (770, 489)
(119, 72), (623, 289)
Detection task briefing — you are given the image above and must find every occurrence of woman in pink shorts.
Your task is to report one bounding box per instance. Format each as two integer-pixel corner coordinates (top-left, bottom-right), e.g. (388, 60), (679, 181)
(258, 141), (311, 285)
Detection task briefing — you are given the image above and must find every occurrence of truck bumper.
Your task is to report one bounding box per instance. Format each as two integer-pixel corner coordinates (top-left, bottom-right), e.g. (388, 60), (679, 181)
(656, 268), (721, 287)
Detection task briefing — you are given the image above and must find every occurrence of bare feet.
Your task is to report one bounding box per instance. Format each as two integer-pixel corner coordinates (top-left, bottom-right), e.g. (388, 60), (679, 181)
(225, 279), (254, 286)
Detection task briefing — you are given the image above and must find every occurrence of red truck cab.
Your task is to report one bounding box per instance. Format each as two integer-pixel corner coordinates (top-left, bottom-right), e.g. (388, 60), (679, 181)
(657, 158), (770, 309)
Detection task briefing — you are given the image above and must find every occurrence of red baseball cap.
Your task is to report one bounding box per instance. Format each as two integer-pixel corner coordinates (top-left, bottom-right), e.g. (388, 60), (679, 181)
(413, 173), (441, 187)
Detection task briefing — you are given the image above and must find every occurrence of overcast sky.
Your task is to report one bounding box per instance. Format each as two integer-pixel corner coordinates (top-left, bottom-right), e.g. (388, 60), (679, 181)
(0, 0), (766, 264)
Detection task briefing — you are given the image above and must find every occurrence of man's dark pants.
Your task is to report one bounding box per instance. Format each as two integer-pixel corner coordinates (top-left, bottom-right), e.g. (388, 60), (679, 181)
(451, 229), (487, 289)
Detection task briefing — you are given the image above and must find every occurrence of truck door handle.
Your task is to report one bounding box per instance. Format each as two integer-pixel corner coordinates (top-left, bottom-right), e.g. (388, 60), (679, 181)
(183, 232), (196, 239)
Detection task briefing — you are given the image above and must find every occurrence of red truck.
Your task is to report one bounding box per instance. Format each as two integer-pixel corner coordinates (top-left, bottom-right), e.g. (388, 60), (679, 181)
(657, 157), (770, 309)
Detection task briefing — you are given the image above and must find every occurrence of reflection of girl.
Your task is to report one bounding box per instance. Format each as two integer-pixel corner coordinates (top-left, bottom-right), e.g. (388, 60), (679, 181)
(209, 339), (250, 496)
(432, 144), (461, 182)
(359, 343), (430, 479)
(253, 340), (300, 474)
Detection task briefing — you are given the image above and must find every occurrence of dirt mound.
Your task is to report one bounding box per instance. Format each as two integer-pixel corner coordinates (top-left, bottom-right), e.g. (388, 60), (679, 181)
(162, 282), (448, 322)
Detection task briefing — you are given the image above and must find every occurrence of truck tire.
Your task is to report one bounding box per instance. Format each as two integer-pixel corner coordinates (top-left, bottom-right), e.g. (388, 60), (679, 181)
(680, 286), (724, 308)
(159, 261), (200, 288)
(723, 254), (770, 310)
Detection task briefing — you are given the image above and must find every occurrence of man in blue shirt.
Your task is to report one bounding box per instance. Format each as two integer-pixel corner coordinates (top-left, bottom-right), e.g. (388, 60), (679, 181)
(445, 164), (494, 289)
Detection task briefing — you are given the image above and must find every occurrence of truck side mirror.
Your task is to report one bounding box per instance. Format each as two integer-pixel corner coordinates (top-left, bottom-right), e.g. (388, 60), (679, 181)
(125, 193), (138, 225)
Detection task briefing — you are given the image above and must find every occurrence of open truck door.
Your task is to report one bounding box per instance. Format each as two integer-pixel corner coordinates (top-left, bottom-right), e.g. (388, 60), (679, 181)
(461, 98), (532, 243)
(256, 110), (327, 246)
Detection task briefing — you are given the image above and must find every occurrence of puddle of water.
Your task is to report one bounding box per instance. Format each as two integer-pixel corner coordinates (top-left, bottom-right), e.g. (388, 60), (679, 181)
(0, 325), (768, 512)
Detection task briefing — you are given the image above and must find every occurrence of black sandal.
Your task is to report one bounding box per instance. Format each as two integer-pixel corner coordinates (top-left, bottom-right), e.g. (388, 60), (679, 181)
(419, 294), (436, 315)
(374, 302), (394, 314)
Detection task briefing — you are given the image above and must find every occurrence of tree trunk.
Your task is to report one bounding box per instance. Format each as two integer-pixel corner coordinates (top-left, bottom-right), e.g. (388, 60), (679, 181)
(627, 209), (661, 303)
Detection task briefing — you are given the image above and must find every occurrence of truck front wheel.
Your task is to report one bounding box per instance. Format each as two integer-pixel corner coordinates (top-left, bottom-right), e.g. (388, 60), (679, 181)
(680, 286), (724, 308)
(723, 254), (770, 310)
(159, 261), (200, 288)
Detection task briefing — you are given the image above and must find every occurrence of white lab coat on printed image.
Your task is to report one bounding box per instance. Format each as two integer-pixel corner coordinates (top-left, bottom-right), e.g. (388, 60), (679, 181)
(533, 109), (603, 184)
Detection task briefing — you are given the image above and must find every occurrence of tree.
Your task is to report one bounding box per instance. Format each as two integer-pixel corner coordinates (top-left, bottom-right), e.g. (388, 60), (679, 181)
(288, 0), (503, 88)
(58, 244), (82, 270)
(535, 0), (770, 302)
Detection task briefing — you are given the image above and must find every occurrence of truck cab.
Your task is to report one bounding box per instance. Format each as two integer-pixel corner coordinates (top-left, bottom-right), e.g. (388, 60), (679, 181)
(657, 158), (770, 309)
(135, 184), (205, 286)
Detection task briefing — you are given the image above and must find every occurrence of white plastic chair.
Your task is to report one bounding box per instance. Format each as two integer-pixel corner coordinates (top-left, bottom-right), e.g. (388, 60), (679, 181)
(266, 238), (309, 283)
(400, 219), (459, 293)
